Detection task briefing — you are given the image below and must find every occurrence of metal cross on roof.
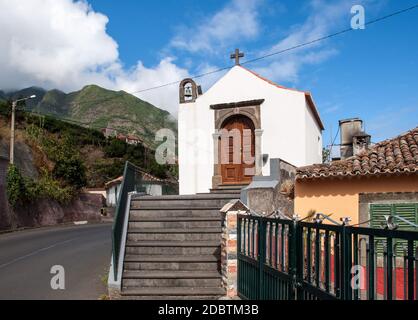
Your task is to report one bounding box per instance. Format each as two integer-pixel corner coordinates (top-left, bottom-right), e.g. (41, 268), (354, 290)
(230, 48), (244, 66)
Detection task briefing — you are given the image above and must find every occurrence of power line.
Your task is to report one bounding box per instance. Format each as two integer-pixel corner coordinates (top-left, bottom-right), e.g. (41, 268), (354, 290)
(130, 3), (418, 95)
(8, 3), (418, 121)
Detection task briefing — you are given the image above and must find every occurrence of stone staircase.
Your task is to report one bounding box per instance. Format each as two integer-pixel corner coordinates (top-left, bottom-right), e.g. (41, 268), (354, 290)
(121, 193), (240, 300)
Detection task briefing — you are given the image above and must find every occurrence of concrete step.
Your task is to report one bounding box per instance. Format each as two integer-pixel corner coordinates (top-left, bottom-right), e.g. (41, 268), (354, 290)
(127, 232), (220, 242)
(130, 209), (221, 218)
(130, 216), (222, 222)
(123, 271), (221, 279)
(128, 227), (221, 234)
(123, 270), (221, 288)
(124, 255), (220, 262)
(123, 278), (222, 287)
(130, 199), (235, 209)
(131, 194), (239, 201)
(121, 287), (225, 297)
(209, 188), (243, 194)
(124, 260), (220, 271)
(128, 220), (221, 229)
(124, 254), (221, 272)
(125, 244), (220, 255)
(126, 240), (220, 247)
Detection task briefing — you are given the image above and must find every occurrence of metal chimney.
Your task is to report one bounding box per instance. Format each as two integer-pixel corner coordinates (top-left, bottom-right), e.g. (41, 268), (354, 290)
(339, 118), (363, 160)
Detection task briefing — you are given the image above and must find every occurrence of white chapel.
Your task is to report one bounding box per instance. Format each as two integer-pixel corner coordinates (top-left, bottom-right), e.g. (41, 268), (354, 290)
(178, 51), (324, 195)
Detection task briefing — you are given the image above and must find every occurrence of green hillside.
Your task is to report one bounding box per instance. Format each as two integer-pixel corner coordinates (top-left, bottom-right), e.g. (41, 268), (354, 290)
(3, 85), (177, 148)
(0, 101), (178, 192)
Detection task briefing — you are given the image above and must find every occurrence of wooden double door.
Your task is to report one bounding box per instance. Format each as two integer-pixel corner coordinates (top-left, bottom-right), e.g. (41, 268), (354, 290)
(220, 115), (255, 185)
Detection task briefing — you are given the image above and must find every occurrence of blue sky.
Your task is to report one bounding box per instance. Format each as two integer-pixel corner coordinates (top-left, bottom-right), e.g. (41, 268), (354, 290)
(86, 0), (418, 144)
(1, 0), (417, 145)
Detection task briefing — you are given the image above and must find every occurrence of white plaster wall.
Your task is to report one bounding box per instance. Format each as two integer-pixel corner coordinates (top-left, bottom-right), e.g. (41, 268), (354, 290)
(145, 184), (162, 196)
(178, 66), (323, 195)
(305, 101), (323, 165)
(106, 185), (120, 207)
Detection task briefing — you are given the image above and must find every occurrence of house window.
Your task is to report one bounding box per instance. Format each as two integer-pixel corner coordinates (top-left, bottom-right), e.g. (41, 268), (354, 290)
(370, 203), (418, 230)
(370, 203), (418, 254)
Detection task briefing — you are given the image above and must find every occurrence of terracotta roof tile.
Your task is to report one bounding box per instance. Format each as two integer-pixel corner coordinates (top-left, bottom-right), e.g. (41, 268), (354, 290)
(297, 126), (418, 180)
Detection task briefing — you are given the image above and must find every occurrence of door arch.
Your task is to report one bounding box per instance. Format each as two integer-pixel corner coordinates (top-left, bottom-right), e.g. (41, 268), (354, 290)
(220, 115), (255, 185)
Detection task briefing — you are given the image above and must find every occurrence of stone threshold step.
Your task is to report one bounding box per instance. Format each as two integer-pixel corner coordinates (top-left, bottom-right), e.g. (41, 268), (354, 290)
(125, 255), (219, 262)
(130, 217), (222, 222)
(121, 287), (225, 296)
(128, 228), (221, 234)
(123, 271), (221, 279)
(126, 241), (220, 247)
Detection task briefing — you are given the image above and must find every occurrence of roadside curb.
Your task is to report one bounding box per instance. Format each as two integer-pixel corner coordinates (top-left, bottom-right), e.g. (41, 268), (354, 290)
(0, 219), (113, 236)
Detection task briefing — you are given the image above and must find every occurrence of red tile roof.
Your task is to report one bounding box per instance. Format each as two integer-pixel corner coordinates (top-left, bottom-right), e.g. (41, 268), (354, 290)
(297, 126), (418, 180)
(239, 65), (325, 130)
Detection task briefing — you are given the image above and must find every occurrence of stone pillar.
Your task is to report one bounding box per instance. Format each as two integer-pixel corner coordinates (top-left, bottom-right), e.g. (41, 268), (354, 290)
(254, 129), (264, 176)
(220, 200), (250, 298)
(212, 131), (222, 189)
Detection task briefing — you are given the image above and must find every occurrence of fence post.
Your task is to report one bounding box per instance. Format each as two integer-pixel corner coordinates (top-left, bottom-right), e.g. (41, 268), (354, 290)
(288, 215), (300, 300)
(258, 217), (266, 300)
(340, 217), (352, 300)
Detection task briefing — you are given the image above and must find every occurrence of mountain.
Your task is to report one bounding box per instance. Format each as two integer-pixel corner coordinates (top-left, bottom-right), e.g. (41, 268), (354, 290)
(2, 85), (177, 148)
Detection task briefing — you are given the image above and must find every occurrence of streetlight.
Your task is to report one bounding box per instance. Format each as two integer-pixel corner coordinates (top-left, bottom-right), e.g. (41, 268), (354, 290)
(9, 95), (36, 164)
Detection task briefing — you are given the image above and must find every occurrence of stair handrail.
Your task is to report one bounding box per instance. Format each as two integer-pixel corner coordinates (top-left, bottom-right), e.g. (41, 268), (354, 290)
(111, 161), (143, 281)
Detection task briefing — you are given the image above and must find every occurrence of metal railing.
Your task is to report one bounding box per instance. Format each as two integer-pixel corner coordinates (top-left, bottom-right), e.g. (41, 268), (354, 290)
(111, 161), (178, 280)
(237, 215), (418, 300)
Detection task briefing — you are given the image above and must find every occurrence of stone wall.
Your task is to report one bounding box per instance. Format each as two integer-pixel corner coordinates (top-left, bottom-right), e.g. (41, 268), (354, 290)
(0, 140), (104, 231)
(245, 158), (295, 217)
(220, 200), (249, 298)
(0, 156), (11, 229)
(0, 192), (105, 231)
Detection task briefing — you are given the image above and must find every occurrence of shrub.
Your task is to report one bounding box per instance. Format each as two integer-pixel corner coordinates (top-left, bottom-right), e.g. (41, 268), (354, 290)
(53, 156), (87, 190)
(104, 138), (126, 157)
(25, 173), (73, 204)
(6, 165), (27, 207)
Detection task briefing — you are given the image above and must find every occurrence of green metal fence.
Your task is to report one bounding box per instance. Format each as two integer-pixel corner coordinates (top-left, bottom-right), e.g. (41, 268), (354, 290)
(237, 215), (418, 300)
(111, 161), (178, 280)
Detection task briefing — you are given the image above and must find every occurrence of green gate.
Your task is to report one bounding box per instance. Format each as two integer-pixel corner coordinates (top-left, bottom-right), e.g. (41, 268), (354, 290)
(237, 215), (418, 300)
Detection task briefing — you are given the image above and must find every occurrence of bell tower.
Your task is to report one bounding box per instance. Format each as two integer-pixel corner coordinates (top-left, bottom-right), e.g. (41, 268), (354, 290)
(179, 78), (201, 103)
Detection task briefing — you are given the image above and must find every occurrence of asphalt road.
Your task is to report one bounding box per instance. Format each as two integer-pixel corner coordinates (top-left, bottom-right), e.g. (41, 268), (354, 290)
(0, 223), (112, 300)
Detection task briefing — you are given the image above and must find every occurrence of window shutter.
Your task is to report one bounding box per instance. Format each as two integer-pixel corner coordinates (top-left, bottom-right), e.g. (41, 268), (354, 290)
(370, 203), (418, 256)
(393, 204), (418, 231)
(370, 204), (392, 229)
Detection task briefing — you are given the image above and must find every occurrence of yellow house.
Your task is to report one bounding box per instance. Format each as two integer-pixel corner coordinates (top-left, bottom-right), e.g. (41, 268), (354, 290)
(295, 126), (418, 226)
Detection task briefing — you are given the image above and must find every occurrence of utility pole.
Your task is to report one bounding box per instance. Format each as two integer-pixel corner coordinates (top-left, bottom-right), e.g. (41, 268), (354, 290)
(9, 95), (36, 165)
(10, 100), (17, 165)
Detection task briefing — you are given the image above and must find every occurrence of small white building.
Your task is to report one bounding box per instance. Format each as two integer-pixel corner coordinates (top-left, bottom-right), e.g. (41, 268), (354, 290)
(105, 176), (123, 207)
(105, 172), (166, 207)
(178, 61), (324, 195)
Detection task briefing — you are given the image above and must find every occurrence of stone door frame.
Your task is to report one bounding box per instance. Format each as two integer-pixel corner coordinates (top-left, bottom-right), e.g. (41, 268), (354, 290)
(210, 99), (264, 189)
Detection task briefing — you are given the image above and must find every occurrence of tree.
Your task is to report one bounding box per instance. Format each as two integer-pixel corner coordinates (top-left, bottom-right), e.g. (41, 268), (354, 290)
(322, 147), (331, 164)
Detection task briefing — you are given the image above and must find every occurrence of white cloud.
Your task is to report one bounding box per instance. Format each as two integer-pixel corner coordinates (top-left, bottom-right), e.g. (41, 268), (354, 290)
(0, 0), (189, 115)
(252, 0), (358, 84)
(170, 0), (261, 54)
(114, 58), (189, 116)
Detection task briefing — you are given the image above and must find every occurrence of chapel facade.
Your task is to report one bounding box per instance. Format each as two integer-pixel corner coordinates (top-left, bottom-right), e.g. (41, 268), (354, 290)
(178, 53), (324, 195)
